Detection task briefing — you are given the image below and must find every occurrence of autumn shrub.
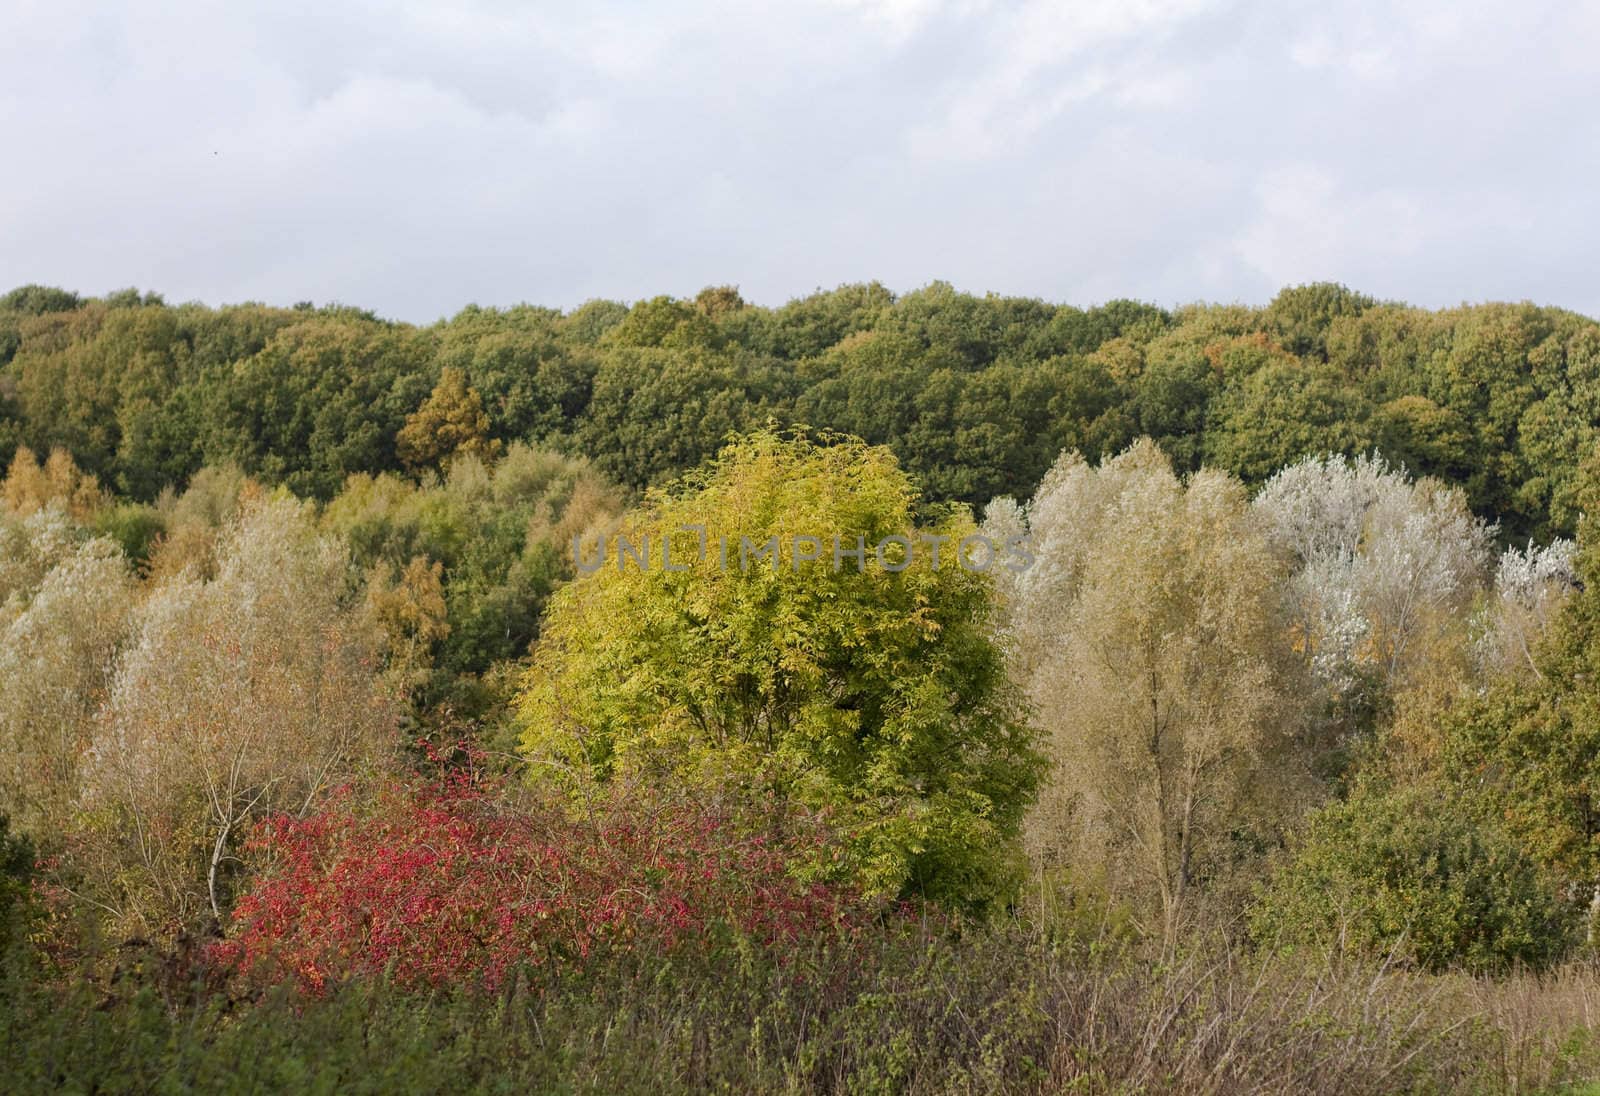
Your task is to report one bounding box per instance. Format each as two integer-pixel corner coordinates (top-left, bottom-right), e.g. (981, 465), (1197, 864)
(216, 768), (877, 994)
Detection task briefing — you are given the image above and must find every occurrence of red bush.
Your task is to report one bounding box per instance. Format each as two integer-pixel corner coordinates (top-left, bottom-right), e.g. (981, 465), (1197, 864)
(213, 768), (873, 993)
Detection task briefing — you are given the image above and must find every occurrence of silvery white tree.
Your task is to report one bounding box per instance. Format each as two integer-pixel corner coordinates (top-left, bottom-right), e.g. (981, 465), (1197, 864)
(0, 505), (134, 836)
(1474, 538), (1579, 680)
(985, 440), (1299, 950)
(1252, 454), (1495, 714)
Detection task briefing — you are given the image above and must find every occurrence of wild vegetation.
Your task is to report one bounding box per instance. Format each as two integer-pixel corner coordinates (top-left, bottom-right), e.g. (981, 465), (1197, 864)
(4, 280), (1600, 1092)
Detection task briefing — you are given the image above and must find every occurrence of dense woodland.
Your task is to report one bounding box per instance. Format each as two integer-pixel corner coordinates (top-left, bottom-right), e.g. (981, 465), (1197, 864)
(5, 279), (1600, 540)
(5, 281), (1600, 1092)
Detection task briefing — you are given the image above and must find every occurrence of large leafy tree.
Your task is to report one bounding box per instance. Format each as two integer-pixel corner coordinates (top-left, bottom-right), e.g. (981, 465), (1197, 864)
(760, 282), (893, 360)
(517, 429), (1041, 910)
(1262, 281), (1375, 360)
(578, 344), (797, 490)
(430, 303), (597, 445)
(195, 317), (436, 499)
(987, 440), (1306, 949)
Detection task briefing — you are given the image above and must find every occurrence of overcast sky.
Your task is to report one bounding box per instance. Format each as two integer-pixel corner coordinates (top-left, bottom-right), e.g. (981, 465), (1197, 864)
(3, 0), (1597, 323)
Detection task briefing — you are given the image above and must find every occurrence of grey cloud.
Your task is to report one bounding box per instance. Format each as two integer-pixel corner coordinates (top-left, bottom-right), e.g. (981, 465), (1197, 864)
(2, 0), (1596, 321)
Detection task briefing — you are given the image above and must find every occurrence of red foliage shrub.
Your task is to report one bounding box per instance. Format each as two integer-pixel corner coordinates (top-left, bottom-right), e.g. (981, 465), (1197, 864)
(213, 765), (874, 993)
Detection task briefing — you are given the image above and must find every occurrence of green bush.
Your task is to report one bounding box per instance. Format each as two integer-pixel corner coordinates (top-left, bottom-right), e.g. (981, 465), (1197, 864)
(0, 813), (33, 953)
(92, 502), (166, 568)
(1251, 779), (1576, 972)
(8, 919), (1600, 1094)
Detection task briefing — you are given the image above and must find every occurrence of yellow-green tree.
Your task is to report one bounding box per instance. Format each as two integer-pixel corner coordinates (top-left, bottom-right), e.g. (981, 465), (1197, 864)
(517, 429), (1041, 909)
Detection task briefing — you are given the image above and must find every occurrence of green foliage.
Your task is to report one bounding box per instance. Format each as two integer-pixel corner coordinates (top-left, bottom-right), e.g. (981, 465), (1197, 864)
(431, 304), (596, 445)
(196, 317), (436, 498)
(102, 287), (166, 310)
(1374, 395), (1476, 485)
(1434, 524), (1600, 891)
(605, 295), (722, 350)
(579, 343), (797, 490)
(0, 284), (82, 315)
(562, 298), (630, 344)
(1206, 360), (1377, 484)
(1122, 335), (1216, 472)
(1264, 282), (1376, 359)
(321, 443), (622, 713)
(0, 813), (33, 952)
(91, 502), (166, 568)
(1044, 298), (1171, 356)
(793, 333), (1132, 505)
(1, 283), (1597, 538)
(762, 282), (893, 359)
(1252, 778), (1573, 972)
(1516, 325), (1600, 537)
(518, 430), (1042, 910)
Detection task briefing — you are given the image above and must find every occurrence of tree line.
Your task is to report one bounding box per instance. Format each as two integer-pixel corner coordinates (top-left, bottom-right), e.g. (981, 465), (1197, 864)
(4, 279), (1598, 541)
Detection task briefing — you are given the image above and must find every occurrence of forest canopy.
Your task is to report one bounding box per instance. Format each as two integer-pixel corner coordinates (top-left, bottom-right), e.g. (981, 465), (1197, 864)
(4, 280), (1597, 542)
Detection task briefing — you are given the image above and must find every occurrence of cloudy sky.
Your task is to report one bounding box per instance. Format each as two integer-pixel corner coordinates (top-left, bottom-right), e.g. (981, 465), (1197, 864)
(3, 0), (1597, 322)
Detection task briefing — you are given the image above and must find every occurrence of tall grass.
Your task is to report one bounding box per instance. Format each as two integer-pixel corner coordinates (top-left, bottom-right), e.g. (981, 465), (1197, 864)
(5, 919), (1600, 1094)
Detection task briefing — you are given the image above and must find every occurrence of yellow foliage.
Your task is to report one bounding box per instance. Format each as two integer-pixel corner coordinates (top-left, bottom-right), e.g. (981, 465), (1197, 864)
(2, 446), (107, 520)
(364, 555), (451, 694)
(396, 367), (502, 471)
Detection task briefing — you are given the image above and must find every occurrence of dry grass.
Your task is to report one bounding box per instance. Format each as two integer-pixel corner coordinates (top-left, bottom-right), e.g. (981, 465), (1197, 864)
(9, 920), (1600, 1094)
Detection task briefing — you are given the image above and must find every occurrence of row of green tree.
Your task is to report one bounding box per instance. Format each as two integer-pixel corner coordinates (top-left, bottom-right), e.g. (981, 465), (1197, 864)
(4, 280), (1598, 541)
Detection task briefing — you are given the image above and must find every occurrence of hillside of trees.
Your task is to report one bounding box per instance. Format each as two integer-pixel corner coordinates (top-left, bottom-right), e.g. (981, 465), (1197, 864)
(5, 280), (1600, 1092)
(4, 280), (1599, 541)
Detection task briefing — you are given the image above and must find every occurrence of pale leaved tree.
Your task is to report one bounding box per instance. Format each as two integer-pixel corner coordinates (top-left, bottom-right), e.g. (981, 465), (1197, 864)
(1253, 455), (1494, 714)
(0, 506), (134, 836)
(1474, 538), (1579, 680)
(986, 440), (1301, 951)
(83, 494), (399, 931)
